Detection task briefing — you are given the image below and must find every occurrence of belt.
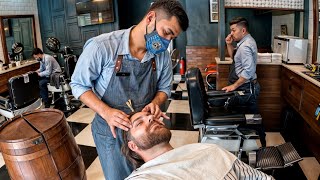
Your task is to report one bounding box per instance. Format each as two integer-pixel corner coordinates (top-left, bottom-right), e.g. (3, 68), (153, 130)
(251, 79), (257, 84)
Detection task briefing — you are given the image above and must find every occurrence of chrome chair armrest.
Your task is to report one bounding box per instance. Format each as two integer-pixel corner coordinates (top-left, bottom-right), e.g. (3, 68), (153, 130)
(0, 96), (10, 109)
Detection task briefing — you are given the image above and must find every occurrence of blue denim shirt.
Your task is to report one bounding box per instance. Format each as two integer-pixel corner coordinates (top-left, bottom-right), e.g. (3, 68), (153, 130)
(234, 34), (257, 82)
(38, 54), (62, 77)
(70, 27), (173, 99)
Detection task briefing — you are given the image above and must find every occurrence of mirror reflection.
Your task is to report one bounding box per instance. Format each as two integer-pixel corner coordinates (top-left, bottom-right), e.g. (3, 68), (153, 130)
(2, 17), (35, 62)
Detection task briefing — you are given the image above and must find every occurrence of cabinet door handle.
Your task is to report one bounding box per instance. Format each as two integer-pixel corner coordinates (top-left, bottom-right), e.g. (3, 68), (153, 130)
(289, 76), (294, 80)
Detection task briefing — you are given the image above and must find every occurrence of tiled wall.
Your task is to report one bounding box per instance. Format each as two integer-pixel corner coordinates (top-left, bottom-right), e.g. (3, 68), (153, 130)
(271, 14), (295, 38)
(0, 0), (42, 63)
(186, 46), (218, 77)
(271, 0), (313, 63)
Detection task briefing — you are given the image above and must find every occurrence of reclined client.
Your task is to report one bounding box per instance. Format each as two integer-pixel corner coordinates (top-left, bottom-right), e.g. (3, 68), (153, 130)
(121, 111), (274, 179)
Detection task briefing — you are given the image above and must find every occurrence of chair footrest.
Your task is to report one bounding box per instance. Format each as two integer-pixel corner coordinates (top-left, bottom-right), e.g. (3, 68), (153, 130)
(205, 114), (245, 125)
(255, 142), (302, 170)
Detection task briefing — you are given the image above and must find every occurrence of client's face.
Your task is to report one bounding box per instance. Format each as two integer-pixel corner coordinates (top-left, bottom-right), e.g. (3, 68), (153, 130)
(129, 112), (171, 150)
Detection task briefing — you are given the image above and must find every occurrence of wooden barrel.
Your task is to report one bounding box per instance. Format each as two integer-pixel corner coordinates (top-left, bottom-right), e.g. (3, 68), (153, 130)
(0, 109), (86, 180)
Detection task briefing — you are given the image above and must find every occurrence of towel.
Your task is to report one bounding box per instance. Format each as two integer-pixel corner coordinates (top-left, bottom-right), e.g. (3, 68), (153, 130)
(126, 143), (274, 180)
(50, 72), (62, 89)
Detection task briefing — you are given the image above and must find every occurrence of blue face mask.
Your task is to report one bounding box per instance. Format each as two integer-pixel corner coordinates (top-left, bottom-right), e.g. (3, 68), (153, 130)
(144, 21), (171, 54)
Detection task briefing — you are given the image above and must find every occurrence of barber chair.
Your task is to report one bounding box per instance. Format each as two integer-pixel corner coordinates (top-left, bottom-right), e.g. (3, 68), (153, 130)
(47, 55), (81, 113)
(204, 64), (217, 90)
(0, 71), (42, 119)
(186, 67), (260, 157)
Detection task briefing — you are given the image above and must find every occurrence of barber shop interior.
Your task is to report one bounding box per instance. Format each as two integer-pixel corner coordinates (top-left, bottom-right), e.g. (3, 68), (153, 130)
(0, 0), (320, 179)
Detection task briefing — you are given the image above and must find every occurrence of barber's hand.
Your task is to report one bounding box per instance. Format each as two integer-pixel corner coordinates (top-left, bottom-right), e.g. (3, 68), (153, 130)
(225, 34), (233, 45)
(142, 102), (169, 120)
(222, 84), (236, 92)
(103, 108), (131, 138)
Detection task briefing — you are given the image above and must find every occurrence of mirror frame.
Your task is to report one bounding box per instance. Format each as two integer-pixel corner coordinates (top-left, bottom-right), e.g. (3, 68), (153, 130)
(0, 15), (37, 64)
(312, 0), (319, 64)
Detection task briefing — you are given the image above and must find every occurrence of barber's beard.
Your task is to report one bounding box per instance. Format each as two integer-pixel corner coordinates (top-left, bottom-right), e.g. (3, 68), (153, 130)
(132, 121), (171, 150)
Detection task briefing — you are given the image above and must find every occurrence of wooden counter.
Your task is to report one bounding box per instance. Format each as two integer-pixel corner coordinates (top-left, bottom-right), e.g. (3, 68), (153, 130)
(0, 60), (39, 94)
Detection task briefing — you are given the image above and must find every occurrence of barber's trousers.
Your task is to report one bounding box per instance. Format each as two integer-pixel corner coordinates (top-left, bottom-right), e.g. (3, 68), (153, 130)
(39, 77), (50, 104)
(92, 114), (133, 180)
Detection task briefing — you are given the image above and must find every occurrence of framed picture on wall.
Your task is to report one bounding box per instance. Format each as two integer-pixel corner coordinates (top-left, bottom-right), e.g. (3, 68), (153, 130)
(209, 0), (218, 23)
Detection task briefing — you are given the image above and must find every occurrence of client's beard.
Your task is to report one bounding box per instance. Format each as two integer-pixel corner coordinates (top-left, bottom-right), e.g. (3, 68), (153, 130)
(132, 121), (171, 150)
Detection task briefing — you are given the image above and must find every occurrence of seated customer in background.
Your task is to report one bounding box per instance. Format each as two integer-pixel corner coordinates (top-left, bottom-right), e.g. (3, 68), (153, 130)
(32, 48), (61, 108)
(122, 111), (274, 180)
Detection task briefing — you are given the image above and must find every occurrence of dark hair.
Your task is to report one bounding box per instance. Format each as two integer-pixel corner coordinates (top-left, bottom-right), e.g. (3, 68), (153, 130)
(229, 17), (249, 31)
(32, 48), (43, 55)
(121, 130), (145, 169)
(147, 0), (189, 31)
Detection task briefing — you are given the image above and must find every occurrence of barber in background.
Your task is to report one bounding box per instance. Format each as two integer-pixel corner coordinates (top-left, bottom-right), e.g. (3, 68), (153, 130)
(70, 0), (189, 179)
(222, 17), (266, 147)
(32, 48), (61, 108)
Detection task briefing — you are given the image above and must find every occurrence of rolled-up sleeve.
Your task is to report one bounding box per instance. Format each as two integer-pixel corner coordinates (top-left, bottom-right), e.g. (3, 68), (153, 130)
(239, 45), (256, 80)
(157, 52), (173, 97)
(70, 39), (103, 99)
(39, 60), (53, 77)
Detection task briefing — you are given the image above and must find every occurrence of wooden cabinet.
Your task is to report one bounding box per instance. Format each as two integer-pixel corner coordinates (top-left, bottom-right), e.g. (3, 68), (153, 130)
(282, 66), (320, 161)
(0, 62), (39, 94)
(281, 67), (304, 111)
(300, 80), (320, 134)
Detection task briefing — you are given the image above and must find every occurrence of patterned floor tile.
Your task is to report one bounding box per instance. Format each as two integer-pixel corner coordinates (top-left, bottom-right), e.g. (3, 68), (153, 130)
(75, 124), (95, 147)
(166, 100), (190, 114)
(68, 122), (89, 137)
(86, 158), (104, 180)
(79, 145), (98, 169)
(67, 108), (95, 124)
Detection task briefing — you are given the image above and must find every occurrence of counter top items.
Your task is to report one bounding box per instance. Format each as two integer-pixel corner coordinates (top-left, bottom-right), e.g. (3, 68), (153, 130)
(215, 57), (282, 65)
(0, 60), (38, 74)
(273, 36), (308, 64)
(257, 53), (271, 63)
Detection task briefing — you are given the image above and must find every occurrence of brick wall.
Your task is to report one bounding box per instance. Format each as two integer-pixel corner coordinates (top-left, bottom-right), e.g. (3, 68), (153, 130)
(186, 46), (218, 76)
(0, 0), (41, 63)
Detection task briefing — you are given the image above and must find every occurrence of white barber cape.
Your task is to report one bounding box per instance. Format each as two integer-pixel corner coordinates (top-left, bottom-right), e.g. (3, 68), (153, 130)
(125, 143), (274, 180)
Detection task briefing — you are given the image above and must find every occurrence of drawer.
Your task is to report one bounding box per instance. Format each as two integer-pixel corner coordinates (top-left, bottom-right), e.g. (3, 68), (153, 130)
(282, 68), (304, 86)
(300, 81), (320, 134)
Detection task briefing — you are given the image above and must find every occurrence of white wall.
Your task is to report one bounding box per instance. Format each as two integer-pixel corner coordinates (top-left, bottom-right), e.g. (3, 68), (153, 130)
(0, 0), (42, 63)
(271, 0), (313, 64)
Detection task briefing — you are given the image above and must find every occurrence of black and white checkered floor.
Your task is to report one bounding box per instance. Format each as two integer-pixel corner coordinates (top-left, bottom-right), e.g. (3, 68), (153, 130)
(0, 81), (319, 179)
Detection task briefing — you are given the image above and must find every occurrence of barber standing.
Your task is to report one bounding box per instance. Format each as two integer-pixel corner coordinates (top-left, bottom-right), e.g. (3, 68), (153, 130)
(70, 0), (189, 179)
(222, 17), (266, 146)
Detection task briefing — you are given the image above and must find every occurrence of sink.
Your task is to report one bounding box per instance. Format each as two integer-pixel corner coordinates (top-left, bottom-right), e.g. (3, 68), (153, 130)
(302, 71), (320, 81)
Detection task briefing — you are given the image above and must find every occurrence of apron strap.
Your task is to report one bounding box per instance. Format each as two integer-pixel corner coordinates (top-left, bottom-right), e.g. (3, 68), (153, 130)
(114, 55), (123, 73)
(115, 55), (156, 72)
(151, 58), (156, 71)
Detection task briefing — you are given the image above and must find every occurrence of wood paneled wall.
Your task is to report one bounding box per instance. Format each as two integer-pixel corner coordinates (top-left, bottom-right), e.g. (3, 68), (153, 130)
(37, 0), (119, 56)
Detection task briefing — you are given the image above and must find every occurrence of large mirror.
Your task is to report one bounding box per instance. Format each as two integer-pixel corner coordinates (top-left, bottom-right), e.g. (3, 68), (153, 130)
(0, 15), (37, 64)
(313, 0), (319, 63)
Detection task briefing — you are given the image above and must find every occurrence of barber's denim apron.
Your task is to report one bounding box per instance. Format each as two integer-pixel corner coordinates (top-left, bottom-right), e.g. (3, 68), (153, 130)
(228, 47), (260, 114)
(91, 55), (157, 180)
